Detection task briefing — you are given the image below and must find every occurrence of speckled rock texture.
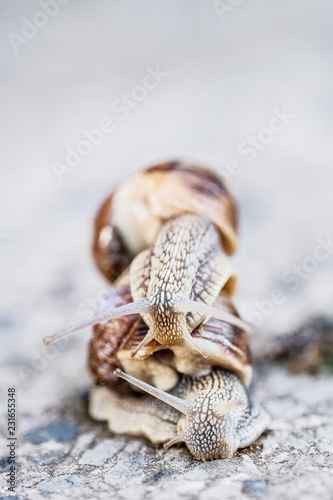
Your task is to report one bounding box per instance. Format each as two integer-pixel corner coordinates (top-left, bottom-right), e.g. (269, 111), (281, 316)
(1, 1), (332, 499)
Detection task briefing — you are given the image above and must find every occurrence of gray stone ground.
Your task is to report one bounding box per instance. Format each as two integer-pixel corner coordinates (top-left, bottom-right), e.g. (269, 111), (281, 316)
(1, 1), (333, 499)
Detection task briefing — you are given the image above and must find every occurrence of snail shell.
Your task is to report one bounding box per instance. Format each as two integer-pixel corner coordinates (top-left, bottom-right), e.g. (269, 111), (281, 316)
(89, 281), (252, 392)
(93, 160), (238, 283)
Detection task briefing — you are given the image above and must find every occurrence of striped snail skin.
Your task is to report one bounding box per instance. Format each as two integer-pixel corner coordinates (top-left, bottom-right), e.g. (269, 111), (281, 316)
(128, 212), (240, 356)
(90, 368), (270, 461)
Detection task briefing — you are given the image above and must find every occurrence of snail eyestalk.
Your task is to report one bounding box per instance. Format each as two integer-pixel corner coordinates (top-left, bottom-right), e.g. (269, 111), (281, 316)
(43, 298), (151, 346)
(163, 432), (187, 450)
(114, 369), (195, 416)
(173, 297), (254, 333)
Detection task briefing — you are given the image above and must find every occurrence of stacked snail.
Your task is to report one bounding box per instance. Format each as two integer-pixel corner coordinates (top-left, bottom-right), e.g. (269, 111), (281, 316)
(45, 161), (270, 461)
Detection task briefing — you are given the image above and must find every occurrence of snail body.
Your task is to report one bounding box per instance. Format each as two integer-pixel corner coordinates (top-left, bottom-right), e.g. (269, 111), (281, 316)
(129, 212), (238, 356)
(90, 368), (270, 461)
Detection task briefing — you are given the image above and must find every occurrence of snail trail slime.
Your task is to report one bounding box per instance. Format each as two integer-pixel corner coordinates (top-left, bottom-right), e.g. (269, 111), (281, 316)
(44, 161), (270, 461)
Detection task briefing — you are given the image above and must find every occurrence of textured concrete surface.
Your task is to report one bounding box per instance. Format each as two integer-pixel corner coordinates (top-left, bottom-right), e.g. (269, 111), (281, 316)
(1, 1), (333, 499)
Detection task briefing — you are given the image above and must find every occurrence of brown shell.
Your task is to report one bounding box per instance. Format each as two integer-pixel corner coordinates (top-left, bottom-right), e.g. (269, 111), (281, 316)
(92, 194), (132, 282)
(92, 161), (238, 282)
(88, 285), (144, 392)
(89, 284), (252, 391)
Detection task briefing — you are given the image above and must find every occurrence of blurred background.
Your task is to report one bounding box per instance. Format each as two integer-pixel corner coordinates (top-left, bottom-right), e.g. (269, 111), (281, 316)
(0, 1), (332, 492)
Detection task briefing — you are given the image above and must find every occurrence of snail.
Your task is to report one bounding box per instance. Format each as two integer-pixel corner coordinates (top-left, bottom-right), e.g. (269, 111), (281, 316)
(44, 160), (270, 461)
(44, 161), (252, 356)
(91, 368), (270, 461)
